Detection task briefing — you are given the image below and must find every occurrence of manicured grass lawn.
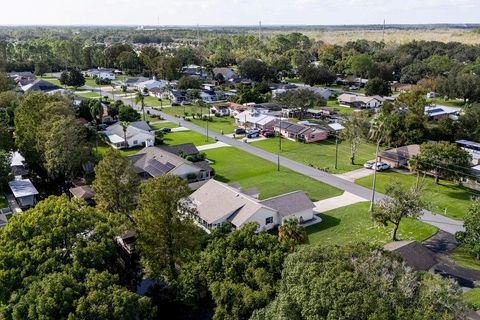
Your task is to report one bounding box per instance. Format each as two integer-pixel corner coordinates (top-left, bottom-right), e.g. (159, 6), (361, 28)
(429, 98), (465, 108)
(204, 147), (342, 201)
(463, 288), (480, 310)
(162, 130), (216, 147)
(77, 91), (102, 99)
(149, 122), (179, 131)
(451, 246), (480, 271)
(251, 137), (378, 174)
(143, 96), (168, 107)
(95, 141), (144, 159)
(307, 202), (438, 246)
(190, 117), (237, 134)
(83, 78), (98, 87)
(0, 195), (8, 209)
(355, 171), (479, 220)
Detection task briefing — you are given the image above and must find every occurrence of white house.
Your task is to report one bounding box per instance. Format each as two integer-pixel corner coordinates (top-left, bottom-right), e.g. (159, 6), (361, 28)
(104, 121), (155, 149)
(210, 104), (230, 116)
(9, 179), (39, 209)
(337, 94), (383, 109)
(213, 67), (239, 81)
(85, 68), (116, 80)
(188, 180), (315, 233)
(234, 110), (276, 130)
(136, 78), (169, 92)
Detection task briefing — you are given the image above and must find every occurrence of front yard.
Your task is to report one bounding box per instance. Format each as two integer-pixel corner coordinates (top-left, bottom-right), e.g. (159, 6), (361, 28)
(463, 288), (480, 310)
(306, 202), (438, 246)
(162, 130), (216, 147)
(251, 137), (378, 174)
(204, 147), (342, 201)
(355, 171), (479, 220)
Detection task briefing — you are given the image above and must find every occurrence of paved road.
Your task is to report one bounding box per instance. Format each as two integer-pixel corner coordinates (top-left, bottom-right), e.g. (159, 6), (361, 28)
(89, 86), (465, 234)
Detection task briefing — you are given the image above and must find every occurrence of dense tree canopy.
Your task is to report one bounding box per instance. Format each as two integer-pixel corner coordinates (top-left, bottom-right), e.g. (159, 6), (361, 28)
(251, 244), (466, 320)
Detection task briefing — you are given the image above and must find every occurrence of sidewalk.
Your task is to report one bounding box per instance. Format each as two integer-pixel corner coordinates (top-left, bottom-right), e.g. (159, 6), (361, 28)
(313, 191), (367, 213)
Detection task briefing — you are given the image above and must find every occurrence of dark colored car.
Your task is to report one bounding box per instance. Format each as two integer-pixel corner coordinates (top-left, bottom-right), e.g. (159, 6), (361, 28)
(160, 128), (172, 133)
(263, 131), (276, 138)
(246, 129), (260, 139)
(235, 128), (246, 135)
(96, 124), (108, 131)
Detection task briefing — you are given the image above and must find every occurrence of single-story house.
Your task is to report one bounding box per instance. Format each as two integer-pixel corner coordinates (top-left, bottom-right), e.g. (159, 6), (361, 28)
(127, 147), (213, 183)
(274, 120), (328, 143)
(377, 144), (420, 168)
(213, 67), (239, 81)
(136, 78), (169, 92)
(384, 240), (436, 271)
(8, 71), (36, 86)
(424, 105), (462, 121)
(104, 121), (154, 149)
(10, 151), (28, 178)
(9, 178), (39, 209)
(234, 110), (276, 130)
(148, 87), (163, 98)
(21, 79), (60, 93)
(337, 94), (383, 109)
(187, 179), (314, 233)
(181, 65), (209, 80)
(69, 185), (95, 205)
(457, 140), (480, 165)
(210, 104), (230, 116)
(294, 86), (332, 100)
(167, 89), (189, 104)
(200, 89), (226, 104)
(302, 127), (329, 143)
(85, 68), (116, 80)
(227, 102), (250, 116)
(163, 143), (202, 161)
(124, 77), (149, 88)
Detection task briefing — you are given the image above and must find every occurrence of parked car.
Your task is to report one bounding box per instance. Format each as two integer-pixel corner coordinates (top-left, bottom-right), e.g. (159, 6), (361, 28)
(247, 129), (260, 139)
(160, 128), (172, 133)
(263, 131), (276, 138)
(96, 124), (108, 131)
(235, 128), (246, 135)
(363, 160), (376, 169)
(372, 162), (390, 171)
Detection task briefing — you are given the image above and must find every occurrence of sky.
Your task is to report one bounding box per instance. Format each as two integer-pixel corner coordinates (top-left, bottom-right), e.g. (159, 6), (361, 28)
(0, 0), (479, 26)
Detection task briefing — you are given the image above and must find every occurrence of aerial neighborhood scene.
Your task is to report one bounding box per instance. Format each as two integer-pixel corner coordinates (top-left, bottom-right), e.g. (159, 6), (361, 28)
(2, 0), (480, 319)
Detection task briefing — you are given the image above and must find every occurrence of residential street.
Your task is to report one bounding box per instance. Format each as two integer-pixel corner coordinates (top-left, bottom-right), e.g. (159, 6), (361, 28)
(88, 87), (465, 234)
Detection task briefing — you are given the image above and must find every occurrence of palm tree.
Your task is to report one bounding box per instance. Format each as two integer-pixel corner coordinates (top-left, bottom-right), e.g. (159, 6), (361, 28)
(278, 218), (309, 251)
(135, 91), (146, 121)
(121, 121), (129, 149)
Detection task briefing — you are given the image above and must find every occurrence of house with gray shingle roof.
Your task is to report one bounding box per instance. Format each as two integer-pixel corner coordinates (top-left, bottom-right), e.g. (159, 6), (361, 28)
(104, 121), (154, 149)
(188, 180), (315, 233)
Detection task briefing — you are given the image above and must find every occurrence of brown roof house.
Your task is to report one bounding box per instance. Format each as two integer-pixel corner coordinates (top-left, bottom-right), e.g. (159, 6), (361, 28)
(187, 180), (315, 233)
(69, 185), (95, 205)
(384, 240), (437, 271)
(377, 144), (420, 168)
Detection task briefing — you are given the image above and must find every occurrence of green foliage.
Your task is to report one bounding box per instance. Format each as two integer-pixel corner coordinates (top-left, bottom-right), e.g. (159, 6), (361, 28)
(274, 88), (325, 120)
(238, 58), (275, 82)
(298, 63), (336, 86)
(278, 218), (308, 251)
(341, 115), (368, 164)
(93, 149), (140, 216)
(372, 180), (427, 241)
(119, 104), (141, 122)
(251, 244), (466, 320)
(365, 77), (391, 96)
(0, 196), (155, 319)
(177, 76), (201, 90)
(0, 72), (15, 92)
(410, 141), (472, 184)
(59, 69), (86, 88)
(134, 175), (205, 281)
(0, 150), (11, 192)
(182, 223), (287, 320)
(455, 199), (480, 260)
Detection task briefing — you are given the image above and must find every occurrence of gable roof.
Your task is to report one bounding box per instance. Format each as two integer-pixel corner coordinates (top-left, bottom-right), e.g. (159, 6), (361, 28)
(128, 147), (208, 178)
(21, 79), (60, 93)
(384, 240), (436, 271)
(69, 185), (94, 199)
(338, 93), (383, 104)
(260, 191), (314, 218)
(105, 121), (152, 141)
(378, 144), (420, 163)
(190, 180), (274, 226)
(164, 143), (199, 157)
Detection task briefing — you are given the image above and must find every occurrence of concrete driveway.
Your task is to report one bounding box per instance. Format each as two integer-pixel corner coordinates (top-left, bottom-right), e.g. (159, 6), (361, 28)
(313, 191), (367, 213)
(335, 168), (374, 182)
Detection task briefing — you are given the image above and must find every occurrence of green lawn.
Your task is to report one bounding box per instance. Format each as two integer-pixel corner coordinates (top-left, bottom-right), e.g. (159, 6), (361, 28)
(355, 171), (479, 220)
(149, 122), (179, 131)
(428, 98), (466, 108)
(162, 130), (216, 147)
(463, 288), (480, 310)
(77, 91), (102, 99)
(0, 195), (8, 209)
(143, 96), (169, 107)
(190, 117), (237, 134)
(451, 246), (480, 271)
(251, 137), (378, 174)
(95, 141), (144, 159)
(204, 147), (342, 201)
(307, 202), (438, 246)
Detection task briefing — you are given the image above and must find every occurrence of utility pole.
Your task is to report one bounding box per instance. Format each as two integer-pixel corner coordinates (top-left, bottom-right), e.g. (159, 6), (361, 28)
(334, 132), (339, 170)
(277, 118), (282, 171)
(206, 106), (210, 142)
(369, 141), (381, 211)
(258, 20), (262, 40)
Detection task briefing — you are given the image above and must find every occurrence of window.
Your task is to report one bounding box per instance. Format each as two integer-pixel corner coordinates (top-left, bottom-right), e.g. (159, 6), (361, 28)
(266, 217), (273, 225)
(133, 140), (138, 145)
